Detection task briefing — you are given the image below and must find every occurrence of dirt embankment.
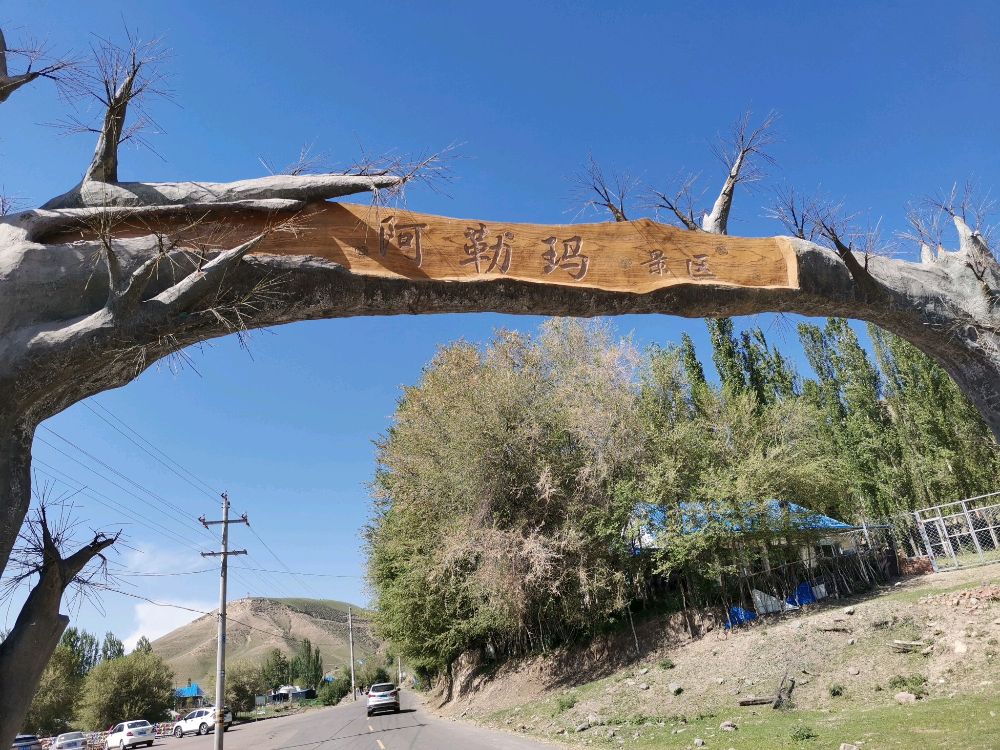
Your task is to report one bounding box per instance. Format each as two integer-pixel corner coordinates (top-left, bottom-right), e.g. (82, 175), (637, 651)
(432, 565), (1000, 730)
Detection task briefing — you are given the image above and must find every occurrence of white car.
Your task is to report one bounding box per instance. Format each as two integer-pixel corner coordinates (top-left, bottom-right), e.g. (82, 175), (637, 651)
(366, 683), (400, 716)
(172, 707), (232, 737)
(105, 721), (154, 749)
(54, 732), (87, 750)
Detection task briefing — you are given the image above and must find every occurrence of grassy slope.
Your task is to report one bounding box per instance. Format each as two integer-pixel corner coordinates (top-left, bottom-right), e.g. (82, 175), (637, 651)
(446, 563), (1000, 749)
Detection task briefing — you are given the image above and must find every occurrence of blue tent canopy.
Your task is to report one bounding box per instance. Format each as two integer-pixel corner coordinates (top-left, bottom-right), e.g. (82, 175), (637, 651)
(633, 499), (857, 541)
(175, 683), (204, 698)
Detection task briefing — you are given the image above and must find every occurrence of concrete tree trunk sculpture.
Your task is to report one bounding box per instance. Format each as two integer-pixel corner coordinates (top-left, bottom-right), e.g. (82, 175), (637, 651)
(1, 29), (999, 748)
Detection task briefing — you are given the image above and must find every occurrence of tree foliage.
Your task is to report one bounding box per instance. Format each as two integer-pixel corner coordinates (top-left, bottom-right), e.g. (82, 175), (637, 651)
(76, 650), (174, 730)
(226, 662), (265, 715)
(366, 317), (1000, 674)
(259, 648), (290, 690)
(23, 645), (81, 736)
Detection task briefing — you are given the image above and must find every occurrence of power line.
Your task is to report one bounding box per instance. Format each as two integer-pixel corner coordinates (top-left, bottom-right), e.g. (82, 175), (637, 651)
(40, 427), (199, 518)
(32, 461), (209, 557)
(231, 566), (362, 578)
(83, 401), (220, 502)
(245, 522), (323, 597)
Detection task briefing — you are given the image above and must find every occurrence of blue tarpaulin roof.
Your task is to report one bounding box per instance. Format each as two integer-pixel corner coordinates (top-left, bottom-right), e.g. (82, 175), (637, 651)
(635, 499), (857, 536)
(175, 683), (204, 698)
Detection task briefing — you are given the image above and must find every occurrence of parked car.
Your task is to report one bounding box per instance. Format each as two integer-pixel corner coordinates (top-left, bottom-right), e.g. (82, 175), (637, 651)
(11, 736), (42, 750)
(54, 733), (87, 750)
(366, 683), (400, 716)
(172, 707), (232, 737)
(104, 721), (154, 749)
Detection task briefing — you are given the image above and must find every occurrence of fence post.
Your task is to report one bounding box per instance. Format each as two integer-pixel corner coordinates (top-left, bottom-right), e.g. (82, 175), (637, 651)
(960, 498), (985, 561)
(914, 511), (939, 573)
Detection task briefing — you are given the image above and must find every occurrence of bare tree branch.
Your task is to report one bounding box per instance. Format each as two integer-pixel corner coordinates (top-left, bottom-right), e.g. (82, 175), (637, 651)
(572, 155), (633, 222)
(767, 185), (819, 241)
(647, 172), (701, 231)
(0, 28), (79, 104)
(702, 110), (778, 235)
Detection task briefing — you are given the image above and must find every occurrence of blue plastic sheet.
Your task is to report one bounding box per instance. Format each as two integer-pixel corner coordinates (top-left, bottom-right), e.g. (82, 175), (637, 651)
(786, 581), (817, 607)
(725, 606), (758, 629)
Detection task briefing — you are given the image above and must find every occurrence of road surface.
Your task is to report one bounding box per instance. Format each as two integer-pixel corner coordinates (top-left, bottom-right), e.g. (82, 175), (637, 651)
(155, 694), (554, 750)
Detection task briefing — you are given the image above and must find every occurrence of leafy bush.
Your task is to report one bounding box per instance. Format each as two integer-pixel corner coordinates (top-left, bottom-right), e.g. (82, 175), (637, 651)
(828, 683), (845, 697)
(318, 678), (351, 706)
(555, 693), (577, 712)
(790, 725), (818, 741)
(887, 674), (927, 696)
(76, 651), (174, 729)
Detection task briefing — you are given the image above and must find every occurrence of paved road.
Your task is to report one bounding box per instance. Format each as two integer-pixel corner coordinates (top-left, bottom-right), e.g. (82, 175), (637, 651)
(153, 694), (552, 750)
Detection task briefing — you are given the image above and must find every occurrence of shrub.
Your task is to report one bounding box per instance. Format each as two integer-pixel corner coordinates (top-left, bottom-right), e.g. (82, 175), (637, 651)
(556, 693), (577, 712)
(790, 725), (818, 741)
(659, 659), (675, 670)
(887, 674), (927, 696)
(318, 678), (351, 706)
(828, 683), (845, 697)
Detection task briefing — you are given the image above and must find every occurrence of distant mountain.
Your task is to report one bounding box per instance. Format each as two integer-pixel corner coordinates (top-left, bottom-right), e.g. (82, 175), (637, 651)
(152, 597), (378, 688)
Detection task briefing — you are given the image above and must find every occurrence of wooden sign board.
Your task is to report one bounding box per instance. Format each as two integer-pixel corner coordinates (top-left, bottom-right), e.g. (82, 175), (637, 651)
(251, 203), (799, 293)
(44, 202), (798, 293)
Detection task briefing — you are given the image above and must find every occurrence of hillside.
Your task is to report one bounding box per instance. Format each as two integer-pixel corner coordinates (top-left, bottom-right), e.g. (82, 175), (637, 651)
(435, 564), (1000, 749)
(153, 597), (378, 688)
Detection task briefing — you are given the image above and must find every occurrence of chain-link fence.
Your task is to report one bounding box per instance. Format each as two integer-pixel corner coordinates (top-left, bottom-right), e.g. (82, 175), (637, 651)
(912, 490), (1000, 571)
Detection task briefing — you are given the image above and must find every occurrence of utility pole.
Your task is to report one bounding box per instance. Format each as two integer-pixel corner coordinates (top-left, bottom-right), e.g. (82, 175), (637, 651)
(397, 655), (402, 686)
(200, 493), (248, 750)
(348, 607), (356, 700)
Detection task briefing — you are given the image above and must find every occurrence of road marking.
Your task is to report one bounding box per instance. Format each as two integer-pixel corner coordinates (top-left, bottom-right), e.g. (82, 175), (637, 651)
(376, 741), (385, 750)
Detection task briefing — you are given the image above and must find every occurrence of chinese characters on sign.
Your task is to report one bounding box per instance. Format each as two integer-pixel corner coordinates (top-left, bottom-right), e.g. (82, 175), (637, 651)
(541, 235), (589, 281)
(460, 223), (515, 274)
(367, 214), (732, 285)
(640, 249), (667, 275)
(687, 254), (714, 278)
(379, 216), (428, 268)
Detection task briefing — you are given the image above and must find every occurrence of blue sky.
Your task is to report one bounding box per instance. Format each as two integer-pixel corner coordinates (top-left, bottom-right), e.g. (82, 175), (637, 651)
(3, 1), (998, 647)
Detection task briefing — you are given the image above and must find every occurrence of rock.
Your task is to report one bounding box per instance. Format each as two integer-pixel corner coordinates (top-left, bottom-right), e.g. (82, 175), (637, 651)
(694, 739), (706, 747)
(847, 638), (856, 645)
(716, 677), (725, 684)
(895, 691), (918, 704)
(840, 744), (860, 750)
(844, 606), (856, 615)
(575, 722), (590, 733)
(849, 668), (860, 676)
(586, 713), (601, 724)
(668, 682), (684, 695)
(606, 728), (616, 738)
(955, 641), (968, 654)
(920, 646), (933, 656)
(639, 683), (650, 690)
(639, 667), (649, 675)
(719, 721), (737, 731)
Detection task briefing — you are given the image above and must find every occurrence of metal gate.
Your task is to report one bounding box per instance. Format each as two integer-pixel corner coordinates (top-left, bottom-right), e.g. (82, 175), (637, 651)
(913, 491), (1000, 571)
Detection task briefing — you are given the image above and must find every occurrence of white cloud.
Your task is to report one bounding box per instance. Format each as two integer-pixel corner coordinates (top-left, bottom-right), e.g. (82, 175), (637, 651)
(124, 599), (215, 652)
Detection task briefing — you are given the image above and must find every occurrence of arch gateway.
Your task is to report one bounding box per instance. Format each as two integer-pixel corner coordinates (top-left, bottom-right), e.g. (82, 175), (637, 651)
(1, 29), (999, 747)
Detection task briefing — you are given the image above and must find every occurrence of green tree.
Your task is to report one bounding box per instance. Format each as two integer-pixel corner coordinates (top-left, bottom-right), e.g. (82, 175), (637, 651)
(259, 649), (290, 690)
(225, 662), (264, 716)
(23, 646), (82, 736)
(60, 628), (100, 677)
(76, 651), (174, 730)
(290, 639), (324, 689)
(367, 319), (644, 673)
(317, 676), (350, 706)
(100, 632), (125, 662)
(133, 636), (153, 655)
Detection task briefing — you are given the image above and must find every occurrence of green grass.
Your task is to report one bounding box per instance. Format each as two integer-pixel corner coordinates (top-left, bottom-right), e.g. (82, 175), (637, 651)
(531, 695), (1000, 750)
